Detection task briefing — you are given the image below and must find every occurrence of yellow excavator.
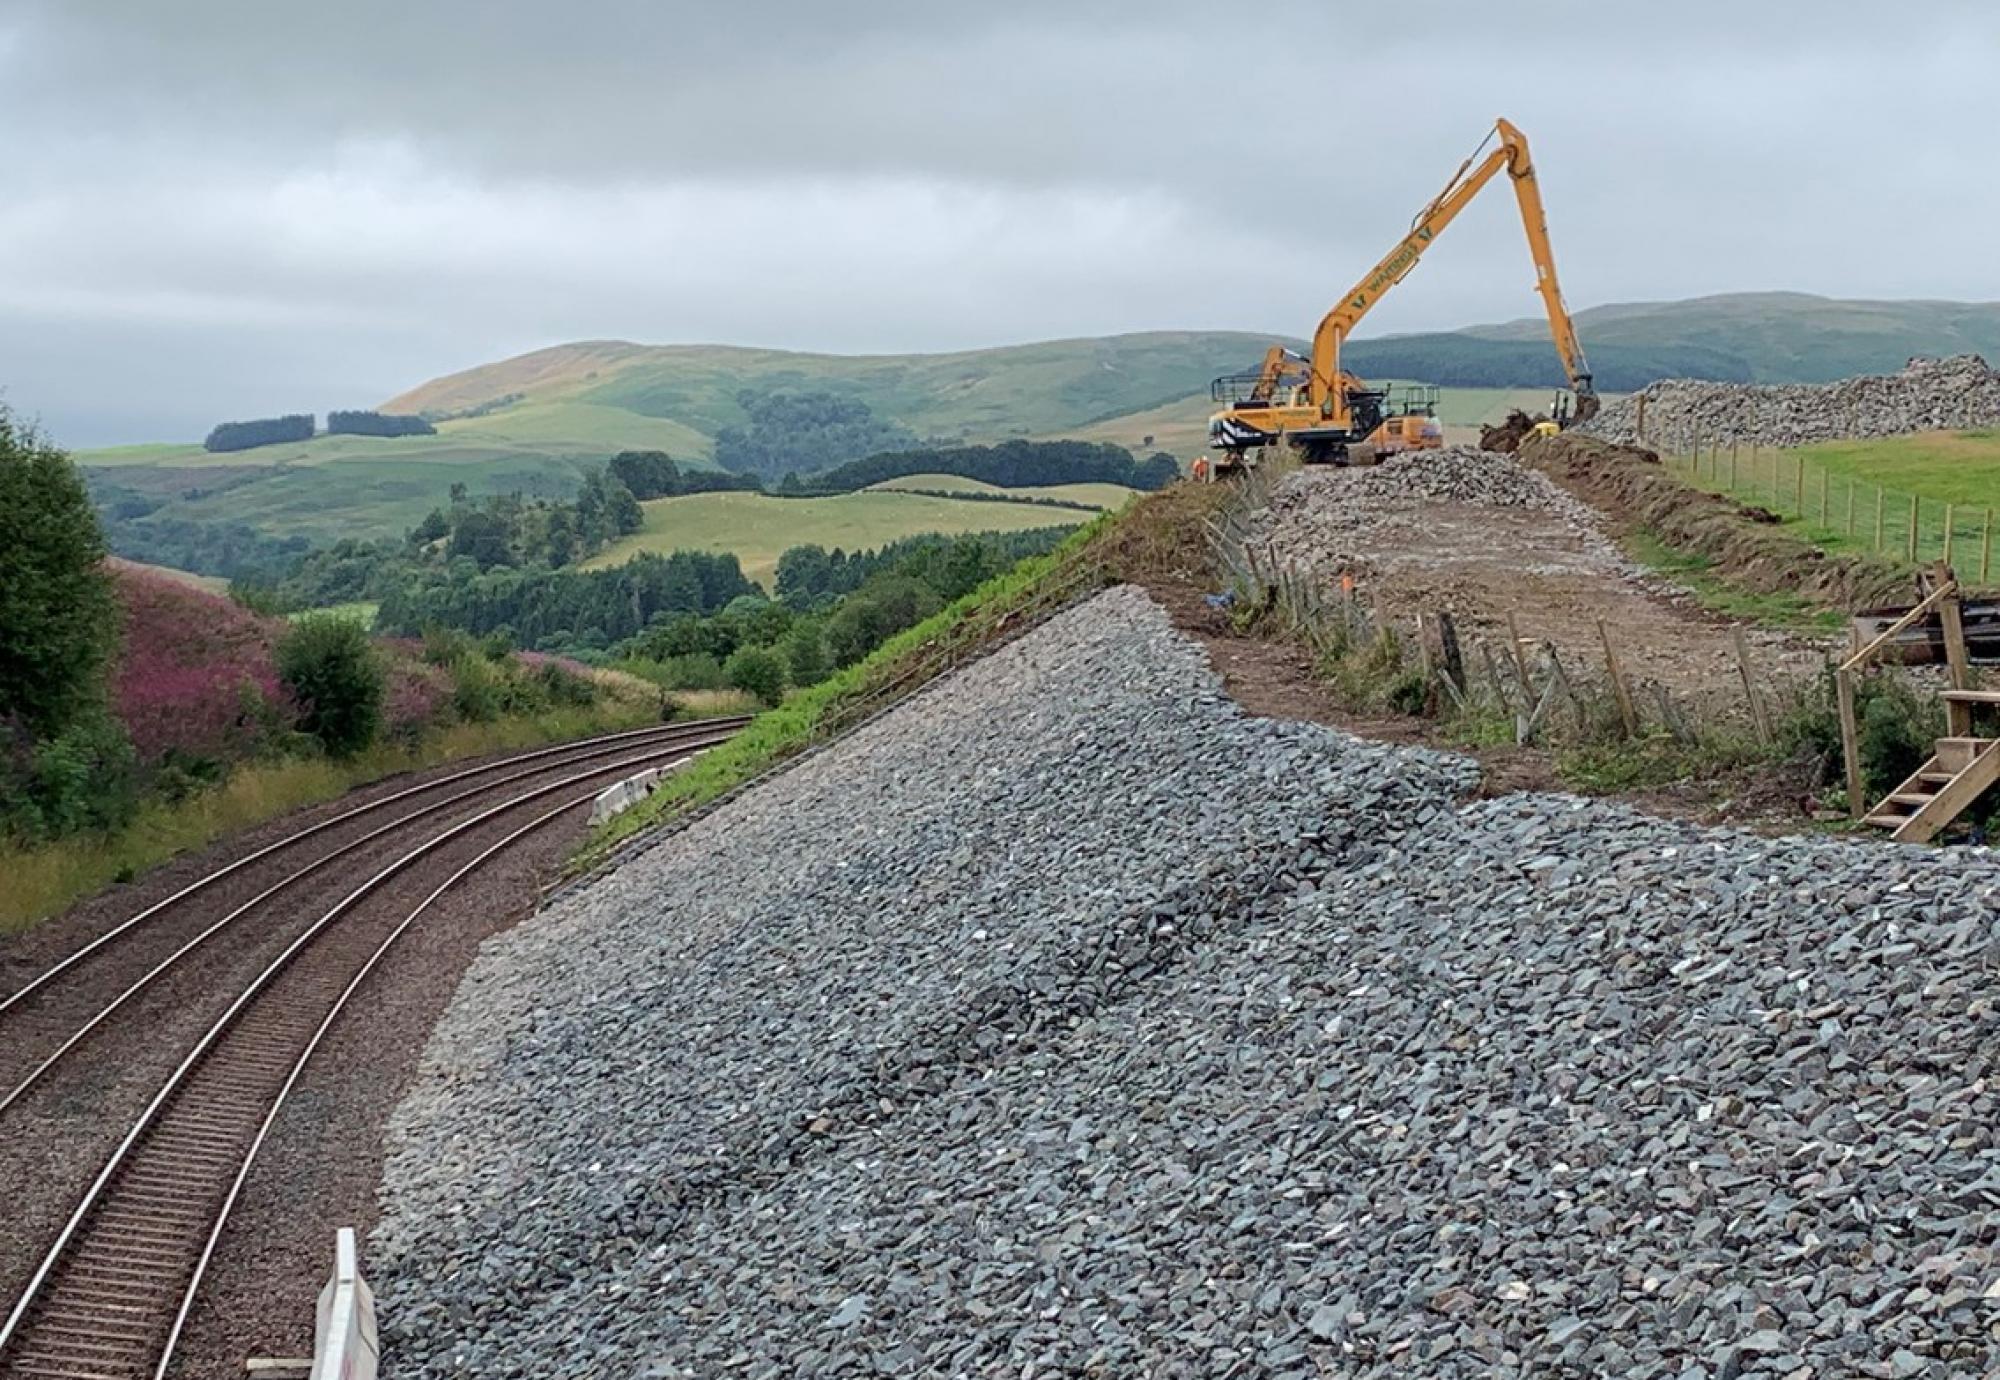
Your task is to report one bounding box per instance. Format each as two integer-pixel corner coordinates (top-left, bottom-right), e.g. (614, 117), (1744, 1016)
(1209, 118), (1595, 468)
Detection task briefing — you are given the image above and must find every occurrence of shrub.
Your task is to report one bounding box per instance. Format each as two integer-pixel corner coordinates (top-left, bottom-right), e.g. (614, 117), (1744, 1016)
(823, 597), (893, 668)
(534, 660), (598, 707)
(653, 653), (731, 691)
(781, 624), (829, 687)
(1, 713), (138, 839)
(448, 652), (503, 722)
(725, 645), (787, 707)
(277, 615), (385, 756)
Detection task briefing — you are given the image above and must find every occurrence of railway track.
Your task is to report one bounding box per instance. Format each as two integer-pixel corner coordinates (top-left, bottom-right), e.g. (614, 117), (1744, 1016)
(0, 717), (746, 1113)
(0, 717), (742, 1379)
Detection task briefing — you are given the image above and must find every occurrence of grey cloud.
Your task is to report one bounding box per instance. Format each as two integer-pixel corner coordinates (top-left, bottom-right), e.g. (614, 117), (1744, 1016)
(3, 0), (1999, 444)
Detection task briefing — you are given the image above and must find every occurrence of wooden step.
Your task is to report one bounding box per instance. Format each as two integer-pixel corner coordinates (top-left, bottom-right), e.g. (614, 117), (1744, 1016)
(1934, 737), (1994, 773)
(1867, 737), (2000, 844)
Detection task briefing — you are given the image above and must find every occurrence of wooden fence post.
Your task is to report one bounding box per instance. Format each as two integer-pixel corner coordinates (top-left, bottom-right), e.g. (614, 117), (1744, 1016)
(1819, 468), (1830, 528)
(1846, 481), (1856, 537)
(1983, 507), (1993, 585)
(1732, 626), (1771, 746)
(1794, 455), (1805, 515)
(1943, 501), (1955, 569)
(1908, 495), (1920, 563)
(1836, 670), (1865, 817)
(1436, 611), (1466, 699)
(1504, 610), (1532, 694)
(1875, 486), (1885, 551)
(1728, 441), (1737, 491)
(1941, 588), (1971, 692)
(1597, 618), (1639, 737)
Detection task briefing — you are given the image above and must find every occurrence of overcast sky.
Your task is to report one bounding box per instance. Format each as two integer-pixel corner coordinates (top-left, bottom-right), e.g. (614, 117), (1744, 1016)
(4, 1), (1998, 446)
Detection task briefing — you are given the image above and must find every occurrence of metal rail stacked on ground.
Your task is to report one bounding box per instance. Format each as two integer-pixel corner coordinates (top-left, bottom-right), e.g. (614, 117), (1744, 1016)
(0, 717), (744, 1380)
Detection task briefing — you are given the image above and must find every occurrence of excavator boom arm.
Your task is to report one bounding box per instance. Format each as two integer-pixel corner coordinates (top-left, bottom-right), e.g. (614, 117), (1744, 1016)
(1306, 119), (1593, 421)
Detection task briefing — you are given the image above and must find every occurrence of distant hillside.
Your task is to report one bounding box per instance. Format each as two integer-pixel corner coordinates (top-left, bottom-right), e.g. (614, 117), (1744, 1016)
(1459, 292), (2000, 385)
(383, 332), (1285, 444)
(77, 296), (2000, 557)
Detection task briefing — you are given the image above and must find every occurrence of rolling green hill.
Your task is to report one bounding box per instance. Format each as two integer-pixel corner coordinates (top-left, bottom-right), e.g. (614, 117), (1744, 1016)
(75, 295), (2000, 567)
(384, 332), (1286, 445)
(1459, 292), (2000, 385)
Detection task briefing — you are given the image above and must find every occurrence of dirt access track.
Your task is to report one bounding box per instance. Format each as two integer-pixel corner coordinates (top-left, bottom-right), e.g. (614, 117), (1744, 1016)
(1249, 444), (1831, 713)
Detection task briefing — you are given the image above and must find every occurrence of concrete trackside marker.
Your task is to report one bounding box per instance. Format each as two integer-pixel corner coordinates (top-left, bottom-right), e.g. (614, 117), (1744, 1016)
(313, 1229), (377, 1380)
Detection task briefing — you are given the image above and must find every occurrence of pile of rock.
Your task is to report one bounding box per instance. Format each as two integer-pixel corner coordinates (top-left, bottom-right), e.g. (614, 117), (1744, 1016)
(1586, 354), (2000, 450)
(374, 587), (2000, 1379)
(1250, 445), (1617, 560)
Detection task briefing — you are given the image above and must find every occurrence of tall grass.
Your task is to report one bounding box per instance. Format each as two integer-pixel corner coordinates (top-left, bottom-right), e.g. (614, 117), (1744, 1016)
(0, 703), (657, 935)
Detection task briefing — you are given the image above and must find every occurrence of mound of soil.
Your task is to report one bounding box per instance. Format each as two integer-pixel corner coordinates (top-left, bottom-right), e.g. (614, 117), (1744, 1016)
(1520, 433), (1915, 610)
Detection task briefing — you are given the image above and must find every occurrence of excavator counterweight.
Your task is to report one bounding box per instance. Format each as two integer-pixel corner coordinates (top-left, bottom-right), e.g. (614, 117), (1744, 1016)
(1210, 118), (1594, 468)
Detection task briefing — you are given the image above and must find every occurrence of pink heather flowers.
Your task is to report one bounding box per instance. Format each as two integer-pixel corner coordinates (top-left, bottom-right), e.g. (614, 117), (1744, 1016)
(110, 566), (292, 766)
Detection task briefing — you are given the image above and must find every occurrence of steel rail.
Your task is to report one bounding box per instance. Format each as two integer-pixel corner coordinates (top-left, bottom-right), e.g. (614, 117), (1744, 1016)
(155, 783), (607, 1376)
(0, 716), (747, 1020)
(0, 728), (734, 1376)
(0, 716), (742, 1118)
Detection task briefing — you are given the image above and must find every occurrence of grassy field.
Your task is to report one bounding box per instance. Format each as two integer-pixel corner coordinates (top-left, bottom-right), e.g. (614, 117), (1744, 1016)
(866, 473), (1138, 509)
(108, 557), (228, 593)
(75, 401), (722, 545)
(1664, 430), (2000, 577)
(585, 489), (1092, 589)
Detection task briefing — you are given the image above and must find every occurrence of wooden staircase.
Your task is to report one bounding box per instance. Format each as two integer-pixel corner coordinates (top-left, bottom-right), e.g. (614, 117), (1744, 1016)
(1864, 717), (2000, 843)
(1845, 571), (2000, 844)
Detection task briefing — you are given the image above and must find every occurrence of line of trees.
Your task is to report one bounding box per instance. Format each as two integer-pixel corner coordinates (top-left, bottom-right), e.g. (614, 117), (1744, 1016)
(773, 528), (1072, 608)
(201, 410), (434, 453)
(608, 450), (762, 501)
(204, 414), (315, 453)
(809, 438), (1180, 493)
(326, 410), (436, 438)
(375, 550), (757, 653)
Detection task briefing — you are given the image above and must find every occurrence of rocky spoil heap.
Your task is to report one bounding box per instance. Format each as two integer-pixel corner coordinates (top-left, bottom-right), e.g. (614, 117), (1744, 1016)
(374, 586), (2000, 1379)
(1586, 354), (2000, 450)
(1250, 444), (1621, 564)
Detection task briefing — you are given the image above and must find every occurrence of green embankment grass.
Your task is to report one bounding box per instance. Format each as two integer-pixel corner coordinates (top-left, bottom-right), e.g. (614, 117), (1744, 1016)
(0, 702), (659, 935)
(584, 489), (1093, 588)
(1622, 531), (1846, 633)
(1664, 430), (2000, 581)
(576, 522), (1110, 871)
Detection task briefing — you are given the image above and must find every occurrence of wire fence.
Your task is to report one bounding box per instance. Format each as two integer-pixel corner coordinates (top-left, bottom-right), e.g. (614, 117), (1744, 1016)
(1662, 438), (1995, 583)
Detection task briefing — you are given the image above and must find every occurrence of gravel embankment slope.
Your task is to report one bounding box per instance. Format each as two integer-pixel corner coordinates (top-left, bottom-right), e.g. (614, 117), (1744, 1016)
(374, 586), (2000, 1379)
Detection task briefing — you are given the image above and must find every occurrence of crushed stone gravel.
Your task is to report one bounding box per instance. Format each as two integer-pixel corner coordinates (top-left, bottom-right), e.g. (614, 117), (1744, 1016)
(372, 585), (2000, 1379)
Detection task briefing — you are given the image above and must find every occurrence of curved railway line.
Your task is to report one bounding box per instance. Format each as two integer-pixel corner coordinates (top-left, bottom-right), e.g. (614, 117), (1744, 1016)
(0, 716), (745, 1379)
